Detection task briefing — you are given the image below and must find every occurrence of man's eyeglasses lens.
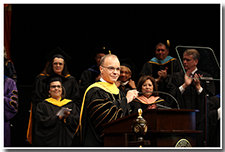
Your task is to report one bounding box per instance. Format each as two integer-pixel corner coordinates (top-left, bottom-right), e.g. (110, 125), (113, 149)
(102, 66), (120, 71)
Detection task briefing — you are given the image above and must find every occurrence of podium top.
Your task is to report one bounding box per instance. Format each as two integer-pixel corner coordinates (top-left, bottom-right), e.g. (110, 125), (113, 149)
(102, 108), (199, 127)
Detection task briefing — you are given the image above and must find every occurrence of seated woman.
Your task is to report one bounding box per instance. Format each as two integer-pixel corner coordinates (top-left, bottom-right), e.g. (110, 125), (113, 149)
(33, 76), (80, 146)
(115, 63), (137, 95)
(129, 75), (170, 114)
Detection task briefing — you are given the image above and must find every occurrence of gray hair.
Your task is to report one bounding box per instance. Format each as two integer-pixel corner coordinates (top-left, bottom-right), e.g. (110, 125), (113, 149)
(183, 49), (200, 61)
(100, 54), (119, 66)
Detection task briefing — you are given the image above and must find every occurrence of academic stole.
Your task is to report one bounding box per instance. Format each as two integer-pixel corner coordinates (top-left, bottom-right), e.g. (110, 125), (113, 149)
(77, 82), (119, 142)
(26, 97), (72, 144)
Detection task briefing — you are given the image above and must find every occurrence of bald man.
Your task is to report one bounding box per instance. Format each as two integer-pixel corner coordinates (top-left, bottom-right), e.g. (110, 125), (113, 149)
(78, 54), (138, 146)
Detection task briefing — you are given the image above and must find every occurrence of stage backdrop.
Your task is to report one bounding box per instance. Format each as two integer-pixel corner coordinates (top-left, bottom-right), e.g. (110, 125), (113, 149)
(10, 4), (220, 85)
(8, 4), (220, 147)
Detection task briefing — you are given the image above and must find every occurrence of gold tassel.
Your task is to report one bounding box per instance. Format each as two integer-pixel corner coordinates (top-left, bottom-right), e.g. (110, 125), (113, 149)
(109, 50), (111, 54)
(167, 40), (170, 47)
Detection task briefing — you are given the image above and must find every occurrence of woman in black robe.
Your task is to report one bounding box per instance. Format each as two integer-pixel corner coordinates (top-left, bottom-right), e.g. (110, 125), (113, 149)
(27, 48), (81, 145)
(32, 48), (81, 110)
(33, 77), (79, 146)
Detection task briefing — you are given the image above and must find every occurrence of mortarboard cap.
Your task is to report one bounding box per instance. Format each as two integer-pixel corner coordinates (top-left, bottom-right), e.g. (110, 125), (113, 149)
(151, 36), (171, 50)
(156, 39), (170, 49)
(43, 73), (68, 85)
(45, 47), (71, 63)
(120, 58), (137, 76)
(43, 73), (68, 97)
(120, 58), (136, 69)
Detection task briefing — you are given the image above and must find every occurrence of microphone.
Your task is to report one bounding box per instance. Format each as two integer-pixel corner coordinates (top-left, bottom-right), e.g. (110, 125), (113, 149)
(200, 76), (214, 85)
(200, 77), (213, 81)
(156, 104), (172, 109)
(137, 90), (180, 109)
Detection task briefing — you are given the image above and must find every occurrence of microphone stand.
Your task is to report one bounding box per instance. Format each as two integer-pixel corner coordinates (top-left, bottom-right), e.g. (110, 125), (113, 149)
(155, 104), (171, 109)
(137, 90), (180, 109)
(200, 77), (213, 147)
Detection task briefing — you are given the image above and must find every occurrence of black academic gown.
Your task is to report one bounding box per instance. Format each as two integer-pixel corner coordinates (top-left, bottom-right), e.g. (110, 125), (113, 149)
(166, 70), (215, 146)
(79, 64), (100, 97)
(33, 98), (79, 147)
(79, 82), (131, 146)
(208, 95), (220, 147)
(32, 73), (81, 109)
(30, 73), (81, 144)
(140, 57), (182, 96)
(118, 83), (133, 95)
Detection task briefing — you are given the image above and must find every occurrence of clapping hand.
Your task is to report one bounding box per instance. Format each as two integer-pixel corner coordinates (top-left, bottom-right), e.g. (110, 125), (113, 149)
(156, 67), (168, 82)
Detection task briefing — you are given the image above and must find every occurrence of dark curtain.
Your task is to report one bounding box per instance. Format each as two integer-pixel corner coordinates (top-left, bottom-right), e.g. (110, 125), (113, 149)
(4, 4), (12, 61)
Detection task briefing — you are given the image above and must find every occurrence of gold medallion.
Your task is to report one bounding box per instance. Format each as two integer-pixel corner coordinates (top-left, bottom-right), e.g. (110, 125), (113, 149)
(175, 138), (192, 147)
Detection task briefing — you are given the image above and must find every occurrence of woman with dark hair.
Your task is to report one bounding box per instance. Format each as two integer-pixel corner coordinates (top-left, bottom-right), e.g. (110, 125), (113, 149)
(31, 48), (81, 110)
(46, 54), (69, 76)
(32, 76), (80, 146)
(45, 52), (81, 108)
(27, 47), (81, 145)
(129, 75), (169, 114)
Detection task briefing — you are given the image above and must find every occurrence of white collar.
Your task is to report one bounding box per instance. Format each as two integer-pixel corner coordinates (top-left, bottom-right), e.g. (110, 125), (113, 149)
(191, 68), (198, 75)
(100, 78), (107, 82)
(119, 80), (129, 86)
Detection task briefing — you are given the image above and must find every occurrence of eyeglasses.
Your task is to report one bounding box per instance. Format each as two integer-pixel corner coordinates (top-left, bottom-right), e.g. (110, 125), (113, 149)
(101, 65), (121, 72)
(50, 85), (62, 88)
(183, 58), (191, 62)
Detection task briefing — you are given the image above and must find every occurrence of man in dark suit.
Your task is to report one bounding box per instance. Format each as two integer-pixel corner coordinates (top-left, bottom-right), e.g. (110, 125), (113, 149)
(167, 48), (215, 147)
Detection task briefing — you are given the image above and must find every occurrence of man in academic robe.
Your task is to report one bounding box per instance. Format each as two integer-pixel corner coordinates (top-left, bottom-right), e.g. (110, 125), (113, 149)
(79, 47), (108, 97)
(78, 54), (138, 146)
(167, 49), (215, 147)
(140, 40), (182, 98)
(4, 75), (18, 146)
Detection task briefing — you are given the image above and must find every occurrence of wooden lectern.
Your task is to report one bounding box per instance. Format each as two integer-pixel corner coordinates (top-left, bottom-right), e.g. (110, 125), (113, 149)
(102, 109), (202, 147)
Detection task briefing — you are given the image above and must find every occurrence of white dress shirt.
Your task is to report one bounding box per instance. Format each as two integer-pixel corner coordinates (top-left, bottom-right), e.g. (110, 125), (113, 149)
(179, 68), (203, 95)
